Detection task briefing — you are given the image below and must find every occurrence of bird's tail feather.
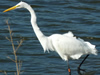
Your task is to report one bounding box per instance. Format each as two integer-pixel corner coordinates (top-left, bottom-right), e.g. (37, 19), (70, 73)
(85, 42), (98, 55)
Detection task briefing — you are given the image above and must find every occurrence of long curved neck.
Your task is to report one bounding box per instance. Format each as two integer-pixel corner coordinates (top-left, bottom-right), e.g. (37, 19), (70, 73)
(25, 4), (48, 51)
(26, 5), (45, 38)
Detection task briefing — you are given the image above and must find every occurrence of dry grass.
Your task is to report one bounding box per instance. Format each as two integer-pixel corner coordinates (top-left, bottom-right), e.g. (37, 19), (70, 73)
(3, 20), (24, 75)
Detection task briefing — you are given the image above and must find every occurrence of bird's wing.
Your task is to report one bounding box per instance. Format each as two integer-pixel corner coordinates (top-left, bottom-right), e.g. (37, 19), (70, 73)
(48, 34), (97, 61)
(48, 34), (84, 60)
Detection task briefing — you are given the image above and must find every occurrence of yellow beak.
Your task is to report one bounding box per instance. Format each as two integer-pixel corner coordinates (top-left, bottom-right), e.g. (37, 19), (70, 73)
(3, 5), (19, 12)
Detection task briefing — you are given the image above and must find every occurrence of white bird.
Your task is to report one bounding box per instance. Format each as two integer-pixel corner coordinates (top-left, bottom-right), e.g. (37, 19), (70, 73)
(3, 1), (97, 75)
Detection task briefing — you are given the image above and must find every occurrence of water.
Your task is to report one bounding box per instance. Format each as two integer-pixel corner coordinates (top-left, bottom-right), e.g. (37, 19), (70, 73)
(0, 0), (100, 75)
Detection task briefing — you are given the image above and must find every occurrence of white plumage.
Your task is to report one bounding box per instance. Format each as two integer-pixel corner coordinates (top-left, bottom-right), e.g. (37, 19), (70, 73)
(47, 32), (97, 61)
(3, 1), (97, 74)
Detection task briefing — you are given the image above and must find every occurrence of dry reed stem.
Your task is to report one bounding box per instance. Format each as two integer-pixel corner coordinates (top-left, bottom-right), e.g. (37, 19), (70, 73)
(5, 19), (24, 75)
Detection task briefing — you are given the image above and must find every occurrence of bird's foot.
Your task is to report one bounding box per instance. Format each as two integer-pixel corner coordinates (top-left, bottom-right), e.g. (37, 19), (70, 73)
(78, 67), (85, 72)
(77, 67), (86, 75)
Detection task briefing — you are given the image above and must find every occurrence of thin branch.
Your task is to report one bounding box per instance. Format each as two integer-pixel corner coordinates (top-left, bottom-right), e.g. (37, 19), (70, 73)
(5, 19), (24, 75)
(7, 56), (15, 63)
(6, 37), (11, 42)
(16, 39), (24, 52)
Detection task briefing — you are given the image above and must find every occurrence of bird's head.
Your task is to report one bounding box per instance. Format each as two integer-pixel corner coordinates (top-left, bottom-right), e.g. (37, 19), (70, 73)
(3, 1), (28, 12)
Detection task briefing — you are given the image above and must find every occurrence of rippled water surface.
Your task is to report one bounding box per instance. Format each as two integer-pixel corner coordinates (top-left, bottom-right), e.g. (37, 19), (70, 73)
(0, 0), (100, 75)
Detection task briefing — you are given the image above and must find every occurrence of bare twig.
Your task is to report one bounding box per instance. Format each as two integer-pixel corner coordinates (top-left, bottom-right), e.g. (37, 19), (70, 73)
(7, 56), (15, 63)
(16, 39), (24, 52)
(5, 19), (24, 75)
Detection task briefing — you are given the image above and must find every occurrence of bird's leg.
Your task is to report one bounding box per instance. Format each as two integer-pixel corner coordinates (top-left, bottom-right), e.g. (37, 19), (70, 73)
(77, 54), (89, 73)
(67, 61), (71, 75)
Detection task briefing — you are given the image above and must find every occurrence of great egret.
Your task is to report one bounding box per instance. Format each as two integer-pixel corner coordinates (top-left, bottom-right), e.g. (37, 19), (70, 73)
(3, 1), (97, 75)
